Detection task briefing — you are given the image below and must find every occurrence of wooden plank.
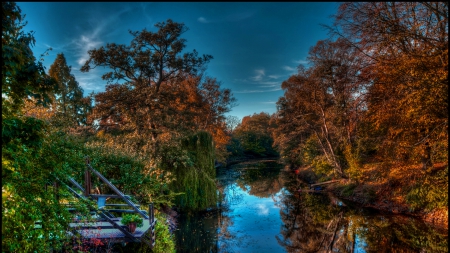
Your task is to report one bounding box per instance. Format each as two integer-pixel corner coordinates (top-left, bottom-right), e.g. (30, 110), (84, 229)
(97, 211), (141, 243)
(102, 209), (146, 214)
(70, 218), (157, 248)
(105, 204), (140, 207)
(68, 177), (85, 192)
(89, 194), (134, 199)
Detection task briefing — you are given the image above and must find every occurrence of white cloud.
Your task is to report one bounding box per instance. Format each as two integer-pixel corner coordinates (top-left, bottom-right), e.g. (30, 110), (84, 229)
(251, 69), (265, 81)
(282, 65), (296, 72)
(197, 17), (210, 23)
(256, 203), (269, 216)
(235, 87), (281, 94)
(76, 35), (103, 65)
(293, 59), (308, 65)
(233, 68), (285, 93)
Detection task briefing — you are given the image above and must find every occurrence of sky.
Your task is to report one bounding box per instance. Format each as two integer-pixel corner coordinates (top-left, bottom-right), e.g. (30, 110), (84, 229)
(18, 2), (340, 121)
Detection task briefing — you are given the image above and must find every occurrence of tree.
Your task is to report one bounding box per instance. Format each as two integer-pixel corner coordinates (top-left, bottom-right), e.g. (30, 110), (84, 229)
(48, 53), (91, 126)
(81, 19), (213, 147)
(328, 2), (448, 166)
(2, 2), (54, 117)
(273, 38), (368, 177)
(225, 115), (240, 133)
(2, 3), (79, 251)
(81, 19), (236, 164)
(233, 112), (278, 158)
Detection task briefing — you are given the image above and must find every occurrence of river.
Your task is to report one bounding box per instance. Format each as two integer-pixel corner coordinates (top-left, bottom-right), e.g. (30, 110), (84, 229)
(175, 160), (448, 253)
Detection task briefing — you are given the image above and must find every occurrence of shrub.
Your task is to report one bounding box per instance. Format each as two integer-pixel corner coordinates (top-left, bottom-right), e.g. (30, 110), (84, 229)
(152, 214), (176, 253)
(121, 214), (144, 227)
(406, 166), (448, 211)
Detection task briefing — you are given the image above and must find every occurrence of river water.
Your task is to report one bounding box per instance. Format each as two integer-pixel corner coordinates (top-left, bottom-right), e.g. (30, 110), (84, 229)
(175, 160), (448, 253)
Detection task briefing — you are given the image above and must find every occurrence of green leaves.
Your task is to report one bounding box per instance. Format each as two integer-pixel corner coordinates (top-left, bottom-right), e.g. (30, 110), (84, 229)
(2, 2), (55, 117)
(121, 214), (144, 227)
(233, 112), (278, 158)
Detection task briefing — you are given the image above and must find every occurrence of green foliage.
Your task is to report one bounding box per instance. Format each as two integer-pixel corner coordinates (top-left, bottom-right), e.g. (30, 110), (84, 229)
(152, 214), (176, 253)
(360, 185), (377, 204)
(233, 112), (278, 158)
(2, 2), (55, 117)
(311, 156), (333, 179)
(2, 123), (92, 252)
(300, 135), (320, 164)
(226, 136), (245, 157)
(406, 166), (448, 211)
(164, 131), (218, 211)
(121, 214), (144, 227)
(344, 143), (363, 181)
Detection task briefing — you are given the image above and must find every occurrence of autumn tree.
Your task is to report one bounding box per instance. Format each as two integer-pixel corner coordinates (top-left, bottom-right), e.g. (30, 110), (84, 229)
(81, 19), (235, 212)
(273, 38), (368, 177)
(48, 53), (91, 126)
(233, 112), (278, 158)
(328, 2), (448, 167)
(80, 19), (217, 153)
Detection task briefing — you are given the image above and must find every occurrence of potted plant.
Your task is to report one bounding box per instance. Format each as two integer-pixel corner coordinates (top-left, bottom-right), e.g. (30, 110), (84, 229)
(121, 214), (144, 233)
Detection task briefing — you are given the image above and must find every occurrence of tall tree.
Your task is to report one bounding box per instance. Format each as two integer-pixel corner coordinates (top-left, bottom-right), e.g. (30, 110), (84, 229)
(2, 1), (54, 117)
(273, 38), (367, 177)
(2, 2), (79, 251)
(81, 19), (236, 162)
(81, 20), (212, 145)
(48, 53), (91, 126)
(329, 2), (448, 167)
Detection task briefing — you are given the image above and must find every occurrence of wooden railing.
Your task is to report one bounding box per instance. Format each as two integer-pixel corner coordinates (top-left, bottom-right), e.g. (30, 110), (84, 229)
(59, 157), (156, 248)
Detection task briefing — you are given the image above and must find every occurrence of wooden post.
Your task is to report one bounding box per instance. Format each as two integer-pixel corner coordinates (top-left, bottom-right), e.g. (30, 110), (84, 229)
(149, 203), (154, 225)
(84, 170), (91, 197)
(84, 157), (92, 197)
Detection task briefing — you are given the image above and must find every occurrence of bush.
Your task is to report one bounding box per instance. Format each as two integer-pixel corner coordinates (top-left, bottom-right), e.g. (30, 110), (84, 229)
(406, 166), (448, 211)
(152, 214), (176, 253)
(311, 156), (333, 178)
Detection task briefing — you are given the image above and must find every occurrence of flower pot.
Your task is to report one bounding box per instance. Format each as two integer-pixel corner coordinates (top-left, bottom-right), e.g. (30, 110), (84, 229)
(128, 222), (137, 233)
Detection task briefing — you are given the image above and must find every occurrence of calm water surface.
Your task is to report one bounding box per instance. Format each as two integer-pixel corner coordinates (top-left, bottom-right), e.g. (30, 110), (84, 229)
(175, 160), (448, 253)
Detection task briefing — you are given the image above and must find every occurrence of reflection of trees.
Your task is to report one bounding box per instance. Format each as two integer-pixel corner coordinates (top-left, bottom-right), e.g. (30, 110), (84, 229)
(277, 192), (343, 252)
(277, 188), (448, 252)
(235, 162), (285, 198)
(347, 213), (448, 252)
(175, 209), (234, 253)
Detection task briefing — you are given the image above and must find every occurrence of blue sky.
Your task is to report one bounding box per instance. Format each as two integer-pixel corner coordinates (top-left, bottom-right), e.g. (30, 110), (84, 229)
(18, 2), (339, 120)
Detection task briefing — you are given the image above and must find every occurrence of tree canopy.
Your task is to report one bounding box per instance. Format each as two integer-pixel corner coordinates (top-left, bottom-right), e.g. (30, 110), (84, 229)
(81, 19), (235, 161)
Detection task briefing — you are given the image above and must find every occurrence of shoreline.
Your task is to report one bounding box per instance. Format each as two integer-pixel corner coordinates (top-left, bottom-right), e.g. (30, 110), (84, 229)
(292, 164), (448, 230)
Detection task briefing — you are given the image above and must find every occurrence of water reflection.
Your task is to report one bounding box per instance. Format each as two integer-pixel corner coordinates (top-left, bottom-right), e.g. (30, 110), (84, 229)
(175, 160), (448, 253)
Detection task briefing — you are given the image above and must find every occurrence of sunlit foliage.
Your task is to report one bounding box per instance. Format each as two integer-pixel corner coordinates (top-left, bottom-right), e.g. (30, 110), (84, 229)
(233, 112), (278, 158)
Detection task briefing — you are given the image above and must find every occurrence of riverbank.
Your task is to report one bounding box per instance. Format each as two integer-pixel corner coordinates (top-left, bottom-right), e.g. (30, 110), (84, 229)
(294, 163), (448, 230)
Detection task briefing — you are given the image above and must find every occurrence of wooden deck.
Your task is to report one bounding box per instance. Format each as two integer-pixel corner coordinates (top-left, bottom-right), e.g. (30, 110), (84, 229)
(49, 157), (157, 248)
(70, 218), (156, 240)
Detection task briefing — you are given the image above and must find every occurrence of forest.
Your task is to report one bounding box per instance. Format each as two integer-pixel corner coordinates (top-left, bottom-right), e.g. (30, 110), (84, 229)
(2, 2), (447, 252)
